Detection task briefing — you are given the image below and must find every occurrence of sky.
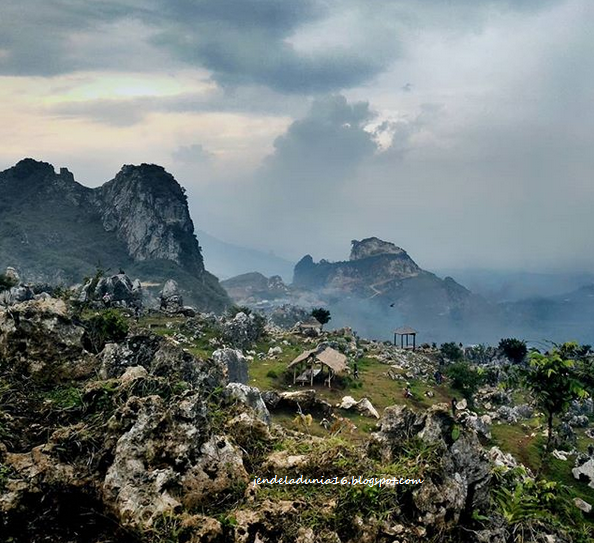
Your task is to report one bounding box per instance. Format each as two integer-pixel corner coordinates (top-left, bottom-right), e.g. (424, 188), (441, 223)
(1, 0), (593, 272)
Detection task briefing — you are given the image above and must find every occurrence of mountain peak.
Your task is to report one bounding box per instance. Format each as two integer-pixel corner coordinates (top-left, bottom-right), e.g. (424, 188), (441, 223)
(5, 158), (55, 180)
(350, 237), (406, 261)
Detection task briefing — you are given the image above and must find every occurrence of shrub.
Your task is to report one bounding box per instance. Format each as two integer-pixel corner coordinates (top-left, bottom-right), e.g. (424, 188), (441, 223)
(82, 309), (129, 354)
(445, 361), (483, 401)
(311, 307), (331, 329)
(498, 338), (528, 364)
(440, 342), (464, 362)
(0, 274), (17, 293)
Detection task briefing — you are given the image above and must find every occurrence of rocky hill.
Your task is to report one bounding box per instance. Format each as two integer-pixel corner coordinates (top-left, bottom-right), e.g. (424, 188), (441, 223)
(293, 238), (497, 343)
(0, 159), (229, 312)
(1, 296), (593, 542)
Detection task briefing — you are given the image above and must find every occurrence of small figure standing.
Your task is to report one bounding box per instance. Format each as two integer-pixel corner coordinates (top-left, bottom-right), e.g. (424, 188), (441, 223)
(353, 362), (359, 380)
(404, 384), (413, 399)
(434, 369), (443, 385)
(451, 397), (458, 418)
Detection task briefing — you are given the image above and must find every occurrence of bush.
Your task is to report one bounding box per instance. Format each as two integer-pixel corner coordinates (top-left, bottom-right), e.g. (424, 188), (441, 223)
(266, 370), (278, 379)
(445, 361), (483, 401)
(0, 274), (17, 293)
(82, 309), (129, 354)
(440, 342), (464, 362)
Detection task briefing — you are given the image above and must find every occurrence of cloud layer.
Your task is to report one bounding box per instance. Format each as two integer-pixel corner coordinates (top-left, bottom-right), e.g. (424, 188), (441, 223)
(1, 0), (593, 273)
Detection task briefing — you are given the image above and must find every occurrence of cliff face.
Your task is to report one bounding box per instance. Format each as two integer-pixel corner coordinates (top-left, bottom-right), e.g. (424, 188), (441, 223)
(97, 164), (205, 276)
(0, 159), (229, 311)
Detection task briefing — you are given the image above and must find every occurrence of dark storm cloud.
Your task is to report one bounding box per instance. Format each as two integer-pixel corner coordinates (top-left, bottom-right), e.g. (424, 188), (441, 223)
(263, 94), (377, 186)
(0, 0), (562, 90)
(0, 1), (138, 75)
(147, 0), (386, 93)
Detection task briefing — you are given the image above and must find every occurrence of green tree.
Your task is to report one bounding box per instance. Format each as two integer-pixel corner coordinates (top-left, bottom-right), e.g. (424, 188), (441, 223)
(498, 338), (528, 364)
(440, 342), (464, 362)
(445, 361), (483, 402)
(311, 307), (331, 330)
(524, 349), (587, 452)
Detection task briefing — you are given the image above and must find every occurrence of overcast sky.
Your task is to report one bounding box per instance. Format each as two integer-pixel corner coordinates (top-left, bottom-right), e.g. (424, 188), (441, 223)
(1, 0), (593, 272)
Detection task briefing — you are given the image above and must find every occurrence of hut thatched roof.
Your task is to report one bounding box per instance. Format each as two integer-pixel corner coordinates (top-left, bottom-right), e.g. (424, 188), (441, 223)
(288, 347), (348, 375)
(316, 347), (348, 374)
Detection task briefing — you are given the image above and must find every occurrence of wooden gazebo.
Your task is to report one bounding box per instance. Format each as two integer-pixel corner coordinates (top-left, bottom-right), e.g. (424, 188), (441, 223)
(288, 347), (348, 388)
(394, 326), (417, 350)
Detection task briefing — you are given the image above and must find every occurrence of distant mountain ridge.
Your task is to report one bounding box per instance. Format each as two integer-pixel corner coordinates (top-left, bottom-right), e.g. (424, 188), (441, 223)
(196, 229), (294, 281)
(0, 158), (229, 311)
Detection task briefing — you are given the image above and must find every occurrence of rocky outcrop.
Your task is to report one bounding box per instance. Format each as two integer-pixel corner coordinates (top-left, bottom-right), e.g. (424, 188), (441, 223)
(159, 279), (184, 313)
(293, 237), (497, 343)
(225, 383), (270, 423)
(79, 272), (142, 308)
(350, 237), (408, 261)
(97, 164), (204, 275)
(0, 159), (230, 312)
(370, 404), (492, 530)
(220, 311), (264, 349)
(0, 298), (88, 376)
(213, 348), (249, 385)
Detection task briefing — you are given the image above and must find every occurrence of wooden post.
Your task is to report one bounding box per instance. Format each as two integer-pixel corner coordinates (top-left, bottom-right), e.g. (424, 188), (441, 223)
(413, 334), (416, 351)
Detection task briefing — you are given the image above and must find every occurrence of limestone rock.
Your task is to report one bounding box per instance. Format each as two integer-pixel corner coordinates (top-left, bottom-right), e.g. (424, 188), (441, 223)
(573, 457), (594, 488)
(337, 396), (380, 418)
(225, 383), (270, 424)
(574, 497), (592, 513)
(213, 348), (249, 385)
(159, 279), (184, 313)
(371, 403), (492, 529)
(221, 311), (263, 349)
(0, 298), (87, 375)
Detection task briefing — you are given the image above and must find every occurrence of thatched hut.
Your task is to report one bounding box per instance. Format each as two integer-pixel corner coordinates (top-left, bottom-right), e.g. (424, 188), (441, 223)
(288, 346), (348, 388)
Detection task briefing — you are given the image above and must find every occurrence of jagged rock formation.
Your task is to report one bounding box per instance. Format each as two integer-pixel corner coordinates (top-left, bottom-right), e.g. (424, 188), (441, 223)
(350, 237), (410, 261)
(293, 238), (497, 343)
(79, 272), (143, 308)
(0, 159), (229, 312)
(98, 164), (204, 275)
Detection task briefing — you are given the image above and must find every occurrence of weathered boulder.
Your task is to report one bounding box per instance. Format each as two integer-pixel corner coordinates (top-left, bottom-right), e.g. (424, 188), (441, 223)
(5, 266), (20, 283)
(213, 348), (249, 385)
(0, 298), (89, 378)
(265, 390), (333, 416)
(100, 334), (224, 390)
(337, 396), (380, 418)
(221, 311), (263, 349)
(159, 279), (183, 313)
(370, 403), (492, 530)
(80, 273), (142, 308)
(104, 393), (248, 526)
(225, 383), (270, 424)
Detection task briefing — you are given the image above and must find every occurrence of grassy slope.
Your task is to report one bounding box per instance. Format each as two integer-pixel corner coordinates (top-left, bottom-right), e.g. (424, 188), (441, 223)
(138, 313), (594, 514)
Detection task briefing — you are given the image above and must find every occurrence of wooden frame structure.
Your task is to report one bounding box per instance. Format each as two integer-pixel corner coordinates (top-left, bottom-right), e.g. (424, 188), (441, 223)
(394, 326), (417, 350)
(288, 347), (348, 388)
